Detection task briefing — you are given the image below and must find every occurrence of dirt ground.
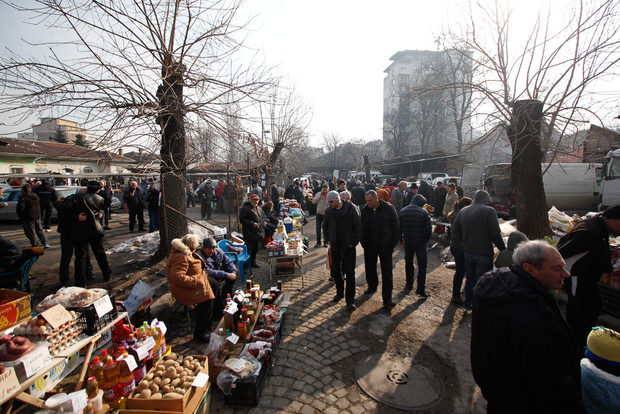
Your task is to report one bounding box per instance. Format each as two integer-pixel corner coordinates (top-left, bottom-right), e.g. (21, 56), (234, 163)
(1, 206), (485, 413)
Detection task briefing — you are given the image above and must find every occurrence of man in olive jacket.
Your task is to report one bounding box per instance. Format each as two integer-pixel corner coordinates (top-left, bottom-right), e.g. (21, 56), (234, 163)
(323, 191), (362, 311)
(361, 190), (399, 308)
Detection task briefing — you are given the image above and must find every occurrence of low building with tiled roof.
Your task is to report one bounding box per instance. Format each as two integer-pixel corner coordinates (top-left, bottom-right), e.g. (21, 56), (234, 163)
(0, 137), (135, 175)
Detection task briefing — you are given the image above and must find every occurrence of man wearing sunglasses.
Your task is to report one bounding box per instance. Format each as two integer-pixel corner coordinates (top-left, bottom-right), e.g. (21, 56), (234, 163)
(322, 190), (362, 311)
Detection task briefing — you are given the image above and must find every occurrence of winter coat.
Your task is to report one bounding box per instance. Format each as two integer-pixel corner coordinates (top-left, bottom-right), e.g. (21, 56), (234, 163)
(166, 239), (215, 306)
(418, 180), (433, 202)
(312, 191), (329, 215)
(33, 182), (56, 207)
(472, 265), (586, 414)
(399, 202), (431, 246)
(351, 185), (366, 207)
(199, 185), (215, 202)
(97, 187), (112, 209)
(53, 194), (80, 235)
(442, 191), (459, 218)
(451, 190), (505, 255)
(361, 199), (399, 251)
(495, 231), (528, 268)
(580, 358), (620, 414)
(197, 248), (237, 281)
(390, 188), (406, 212)
(123, 187), (145, 210)
(284, 185), (295, 199)
(144, 188), (160, 211)
(271, 186), (280, 207)
(73, 191), (105, 241)
(0, 235), (22, 271)
(432, 186), (447, 216)
(557, 214), (612, 303)
(293, 187), (303, 204)
(322, 200), (362, 250)
(16, 192), (41, 220)
(239, 201), (265, 241)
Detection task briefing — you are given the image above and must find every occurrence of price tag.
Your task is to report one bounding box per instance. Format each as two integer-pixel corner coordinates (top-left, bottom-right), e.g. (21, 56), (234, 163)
(151, 320), (167, 336)
(67, 390), (87, 412)
(21, 345), (51, 377)
(135, 344), (149, 361)
(40, 304), (73, 330)
(224, 303), (238, 315)
(142, 335), (156, 351)
(226, 333), (239, 345)
(118, 354), (137, 371)
(0, 368), (20, 401)
(191, 372), (209, 388)
(232, 358), (246, 371)
(93, 295), (113, 319)
(270, 286), (277, 292)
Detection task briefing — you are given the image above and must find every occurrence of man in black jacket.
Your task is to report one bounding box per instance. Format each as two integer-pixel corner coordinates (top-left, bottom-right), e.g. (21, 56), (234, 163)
(239, 194), (265, 268)
(33, 180), (56, 231)
(557, 205), (620, 349)
(322, 191), (362, 311)
(123, 180), (145, 232)
(472, 240), (586, 413)
(16, 185), (49, 248)
(361, 190), (399, 308)
(399, 194), (431, 296)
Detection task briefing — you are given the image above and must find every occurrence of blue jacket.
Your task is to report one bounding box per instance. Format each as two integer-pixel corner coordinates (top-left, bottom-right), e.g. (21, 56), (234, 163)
(399, 204), (431, 246)
(197, 248), (236, 280)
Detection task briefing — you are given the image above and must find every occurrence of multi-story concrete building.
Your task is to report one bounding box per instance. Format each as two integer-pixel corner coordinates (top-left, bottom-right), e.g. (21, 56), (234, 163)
(383, 49), (472, 158)
(17, 117), (87, 143)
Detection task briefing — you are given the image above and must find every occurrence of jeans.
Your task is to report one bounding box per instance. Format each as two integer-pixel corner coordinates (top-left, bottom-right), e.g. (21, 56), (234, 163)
(464, 252), (494, 310)
(330, 246), (357, 305)
(128, 208), (145, 232)
(404, 242), (427, 292)
(364, 246), (394, 304)
(148, 210), (160, 232)
(22, 219), (47, 246)
(451, 246), (466, 297)
(315, 214), (324, 243)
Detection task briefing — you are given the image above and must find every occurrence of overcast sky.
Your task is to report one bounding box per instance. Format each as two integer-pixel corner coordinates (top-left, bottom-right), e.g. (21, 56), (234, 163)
(0, 0), (617, 147)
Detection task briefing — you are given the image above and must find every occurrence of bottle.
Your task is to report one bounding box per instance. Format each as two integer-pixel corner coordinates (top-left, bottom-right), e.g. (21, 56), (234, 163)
(117, 353), (136, 397)
(154, 321), (167, 357)
(86, 376), (99, 400)
(149, 327), (162, 361)
(101, 356), (120, 403)
(88, 357), (104, 382)
(83, 400), (94, 414)
(114, 346), (126, 360)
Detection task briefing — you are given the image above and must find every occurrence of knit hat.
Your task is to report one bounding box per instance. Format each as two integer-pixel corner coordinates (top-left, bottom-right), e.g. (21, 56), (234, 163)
(202, 237), (217, 248)
(585, 326), (620, 370)
(412, 194), (427, 207)
(250, 194), (260, 200)
(326, 191), (340, 202)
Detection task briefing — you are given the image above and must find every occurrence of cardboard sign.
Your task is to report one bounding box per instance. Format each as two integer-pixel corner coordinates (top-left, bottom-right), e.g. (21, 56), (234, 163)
(0, 367), (20, 401)
(226, 333), (239, 345)
(21, 345), (52, 378)
(93, 295), (113, 319)
(191, 372), (209, 388)
(40, 304), (73, 330)
(118, 354), (137, 371)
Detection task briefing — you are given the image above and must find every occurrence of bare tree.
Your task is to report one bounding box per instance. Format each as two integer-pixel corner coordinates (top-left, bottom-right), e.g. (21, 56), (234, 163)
(0, 0), (271, 254)
(322, 133), (342, 171)
(383, 90), (412, 157)
(445, 0), (620, 238)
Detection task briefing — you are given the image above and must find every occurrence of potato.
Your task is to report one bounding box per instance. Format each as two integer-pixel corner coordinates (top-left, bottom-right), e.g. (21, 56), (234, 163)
(161, 378), (171, 386)
(155, 369), (165, 378)
(175, 366), (184, 375)
(174, 387), (185, 394)
(163, 360), (176, 368)
(151, 393), (162, 400)
(182, 381), (193, 389)
(166, 352), (177, 360)
(163, 392), (183, 399)
(139, 388), (152, 399)
(148, 383), (159, 394)
(153, 377), (162, 386)
(183, 360), (191, 369)
(171, 378), (181, 387)
(183, 356), (194, 363)
(137, 382), (149, 392)
(144, 372), (154, 381)
(162, 384), (173, 394)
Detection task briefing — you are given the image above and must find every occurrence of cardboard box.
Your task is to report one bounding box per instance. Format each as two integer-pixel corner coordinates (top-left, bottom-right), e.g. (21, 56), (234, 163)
(119, 385), (210, 414)
(126, 355), (209, 412)
(27, 350), (83, 398)
(0, 289), (32, 331)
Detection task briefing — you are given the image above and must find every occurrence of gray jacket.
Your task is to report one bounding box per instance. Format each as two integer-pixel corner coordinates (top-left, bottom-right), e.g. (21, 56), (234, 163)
(390, 188), (405, 212)
(452, 190), (505, 255)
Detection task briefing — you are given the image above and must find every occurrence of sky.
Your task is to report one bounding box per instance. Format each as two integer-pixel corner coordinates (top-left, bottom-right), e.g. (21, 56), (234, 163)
(0, 0), (617, 147)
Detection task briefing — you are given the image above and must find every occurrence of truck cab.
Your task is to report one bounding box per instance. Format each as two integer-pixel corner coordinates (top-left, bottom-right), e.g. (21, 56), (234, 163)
(600, 149), (620, 209)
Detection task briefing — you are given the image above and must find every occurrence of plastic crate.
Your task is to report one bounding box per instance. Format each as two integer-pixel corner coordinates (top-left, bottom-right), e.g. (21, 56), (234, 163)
(71, 295), (118, 335)
(599, 283), (620, 319)
(224, 359), (271, 406)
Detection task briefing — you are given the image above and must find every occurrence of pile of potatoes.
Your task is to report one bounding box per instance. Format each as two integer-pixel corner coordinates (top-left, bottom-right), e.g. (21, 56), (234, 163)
(133, 353), (204, 400)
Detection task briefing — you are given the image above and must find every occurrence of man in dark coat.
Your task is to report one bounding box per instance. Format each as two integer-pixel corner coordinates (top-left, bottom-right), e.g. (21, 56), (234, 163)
(16, 185), (49, 247)
(557, 205), (620, 349)
(399, 194), (431, 296)
(472, 240), (586, 414)
(361, 190), (399, 308)
(452, 190), (506, 313)
(33, 180), (56, 231)
(198, 237), (237, 319)
(123, 180), (146, 232)
(418, 180), (433, 203)
(322, 191), (362, 311)
(431, 181), (447, 218)
(270, 183), (280, 212)
(198, 180), (215, 220)
(351, 181), (366, 209)
(239, 194), (265, 267)
(292, 181), (303, 205)
(144, 181), (160, 232)
(73, 182), (112, 286)
(98, 180), (113, 230)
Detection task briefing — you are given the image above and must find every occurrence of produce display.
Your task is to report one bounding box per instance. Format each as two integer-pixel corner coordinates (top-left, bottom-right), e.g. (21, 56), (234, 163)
(133, 353), (204, 400)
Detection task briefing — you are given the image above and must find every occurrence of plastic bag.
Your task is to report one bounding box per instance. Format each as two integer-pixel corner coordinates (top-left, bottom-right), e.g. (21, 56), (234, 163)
(205, 332), (225, 364)
(123, 280), (155, 316)
(216, 354), (261, 395)
(549, 206), (573, 233)
(240, 341), (272, 362)
(36, 287), (108, 312)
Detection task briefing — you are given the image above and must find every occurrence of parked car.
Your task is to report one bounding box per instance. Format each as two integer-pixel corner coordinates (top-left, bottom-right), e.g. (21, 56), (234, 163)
(417, 172), (448, 183)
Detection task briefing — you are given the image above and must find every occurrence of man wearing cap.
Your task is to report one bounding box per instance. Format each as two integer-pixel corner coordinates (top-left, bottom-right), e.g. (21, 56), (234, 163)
(390, 181), (408, 213)
(361, 190), (399, 309)
(312, 184), (330, 248)
(198, 237), (237, 319)
(198, 180), (215, 220)
(239, 193), (265, 268)
(471, 240), (586, 413)
(322, 190), (362, 311)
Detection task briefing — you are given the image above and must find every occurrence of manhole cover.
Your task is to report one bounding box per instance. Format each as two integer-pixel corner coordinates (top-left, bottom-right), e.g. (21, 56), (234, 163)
(354, 353), (444, 411)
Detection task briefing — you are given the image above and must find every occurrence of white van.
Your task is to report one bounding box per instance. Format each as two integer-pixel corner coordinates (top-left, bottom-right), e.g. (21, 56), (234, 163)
(600, 149), (620, 209)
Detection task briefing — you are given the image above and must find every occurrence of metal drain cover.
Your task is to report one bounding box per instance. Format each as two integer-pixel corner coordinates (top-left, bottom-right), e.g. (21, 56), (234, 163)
(354, 353), (443, 411)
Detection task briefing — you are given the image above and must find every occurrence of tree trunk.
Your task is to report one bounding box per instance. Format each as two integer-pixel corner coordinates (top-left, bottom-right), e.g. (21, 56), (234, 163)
(508, 100), (552, 239)
(157, 58), (188, 257)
